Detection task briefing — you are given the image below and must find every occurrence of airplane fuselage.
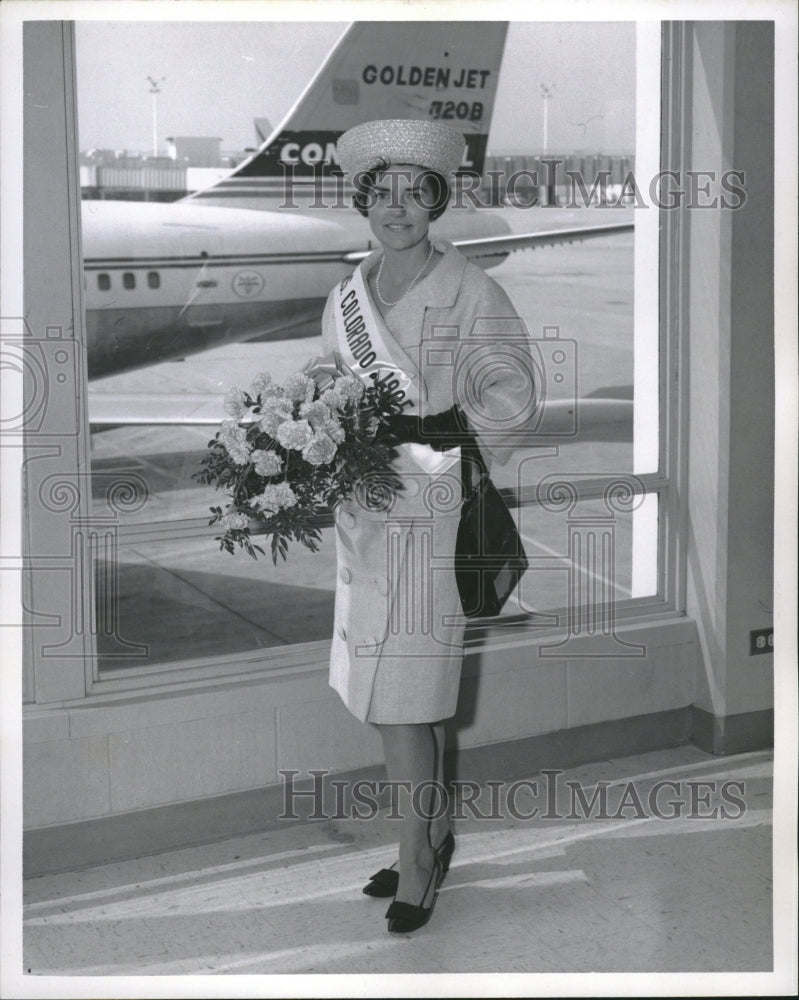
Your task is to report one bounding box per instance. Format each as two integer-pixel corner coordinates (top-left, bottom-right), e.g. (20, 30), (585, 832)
(82, 199), (511, 379)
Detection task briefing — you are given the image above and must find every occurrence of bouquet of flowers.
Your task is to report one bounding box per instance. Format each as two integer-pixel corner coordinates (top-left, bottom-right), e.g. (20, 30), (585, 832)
(195, 352), (405, 563)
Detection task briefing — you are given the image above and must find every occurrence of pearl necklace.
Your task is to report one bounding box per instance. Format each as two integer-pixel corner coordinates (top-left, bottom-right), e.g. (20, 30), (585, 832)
(375, 242), (434, 307)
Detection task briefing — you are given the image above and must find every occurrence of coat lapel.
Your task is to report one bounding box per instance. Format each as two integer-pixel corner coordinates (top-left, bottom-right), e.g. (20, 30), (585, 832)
(365, 241), (466, 404)
(360, 252), (424, 390)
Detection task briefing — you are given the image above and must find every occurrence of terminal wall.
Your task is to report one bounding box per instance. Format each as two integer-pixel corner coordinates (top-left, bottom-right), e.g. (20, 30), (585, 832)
(23, 619), (700, 830)
(684, 21), (775, 743)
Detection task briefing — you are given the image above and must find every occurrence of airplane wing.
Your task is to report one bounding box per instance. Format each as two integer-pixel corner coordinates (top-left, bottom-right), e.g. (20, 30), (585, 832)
(89, 393), (226, 426)
(342, 222), (634, 263)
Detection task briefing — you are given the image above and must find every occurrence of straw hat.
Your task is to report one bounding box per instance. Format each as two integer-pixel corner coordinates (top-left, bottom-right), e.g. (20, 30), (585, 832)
(336, 119), (466, 178)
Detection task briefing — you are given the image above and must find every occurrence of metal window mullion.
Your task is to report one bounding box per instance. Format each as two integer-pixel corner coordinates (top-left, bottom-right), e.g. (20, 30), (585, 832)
(115, 476), (674, 550)
(115, 472), (673, 550)
(659, 21), (692, 613)
(509, 475), (667, 510)
(116, 510), (335, 547)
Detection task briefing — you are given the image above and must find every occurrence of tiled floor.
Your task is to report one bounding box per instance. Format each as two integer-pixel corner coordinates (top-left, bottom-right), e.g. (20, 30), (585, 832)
(23, 746), (776, 980)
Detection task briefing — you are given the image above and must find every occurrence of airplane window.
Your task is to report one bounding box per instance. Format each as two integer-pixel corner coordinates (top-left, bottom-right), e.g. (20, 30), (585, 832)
(147, 271), (160, 289)
(97, 273), (111, 291)
(123, 272), (136, 290)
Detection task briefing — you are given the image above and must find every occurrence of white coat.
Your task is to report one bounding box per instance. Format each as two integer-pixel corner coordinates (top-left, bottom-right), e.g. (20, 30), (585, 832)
(321, 239), (535, 724)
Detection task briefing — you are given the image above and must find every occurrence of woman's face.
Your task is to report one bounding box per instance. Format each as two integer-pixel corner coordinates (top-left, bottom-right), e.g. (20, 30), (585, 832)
(367, 163), (435, 252)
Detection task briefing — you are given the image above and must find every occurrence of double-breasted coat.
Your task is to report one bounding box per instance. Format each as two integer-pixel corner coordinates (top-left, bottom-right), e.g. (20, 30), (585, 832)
(321, 239), (535, 724)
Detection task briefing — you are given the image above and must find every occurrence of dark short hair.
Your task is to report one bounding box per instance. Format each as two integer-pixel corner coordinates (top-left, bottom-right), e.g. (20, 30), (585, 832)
(352, 161), (450, 221)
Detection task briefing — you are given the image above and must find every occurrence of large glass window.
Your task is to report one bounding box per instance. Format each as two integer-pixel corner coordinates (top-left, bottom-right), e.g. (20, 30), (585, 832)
(76, 21), (664, 678)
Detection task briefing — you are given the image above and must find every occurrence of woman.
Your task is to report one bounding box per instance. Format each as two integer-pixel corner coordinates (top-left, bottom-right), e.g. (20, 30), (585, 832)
(318, 120), (535, 933)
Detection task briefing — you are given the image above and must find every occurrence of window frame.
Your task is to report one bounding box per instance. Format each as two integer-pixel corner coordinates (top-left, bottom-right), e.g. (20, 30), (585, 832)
(85, 22), (686, 695)
(19, 21), (689, 702)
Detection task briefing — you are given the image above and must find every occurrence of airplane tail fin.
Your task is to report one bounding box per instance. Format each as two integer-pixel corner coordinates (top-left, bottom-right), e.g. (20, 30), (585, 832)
(187, 21), (508, 207)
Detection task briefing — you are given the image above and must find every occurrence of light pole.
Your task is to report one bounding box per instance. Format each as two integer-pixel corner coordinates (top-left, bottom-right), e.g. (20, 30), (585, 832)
(539, 82), (555, 155)
(146, 76), (165, 157)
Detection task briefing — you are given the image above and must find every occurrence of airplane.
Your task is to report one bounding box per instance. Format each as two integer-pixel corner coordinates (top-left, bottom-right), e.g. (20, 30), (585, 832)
(84, 21), (634, 434)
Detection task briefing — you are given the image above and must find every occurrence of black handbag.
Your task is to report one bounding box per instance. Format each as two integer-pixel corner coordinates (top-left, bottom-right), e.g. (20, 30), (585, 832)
(455, 443), (529, 618)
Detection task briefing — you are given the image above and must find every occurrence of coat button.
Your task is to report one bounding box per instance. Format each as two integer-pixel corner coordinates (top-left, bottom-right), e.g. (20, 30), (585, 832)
(340, 511), (356, 529)
(340, 567), (352, 584)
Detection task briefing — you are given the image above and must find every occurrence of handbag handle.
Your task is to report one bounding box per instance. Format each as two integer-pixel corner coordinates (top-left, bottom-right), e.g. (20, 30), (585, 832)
(460, 438), (490, 502)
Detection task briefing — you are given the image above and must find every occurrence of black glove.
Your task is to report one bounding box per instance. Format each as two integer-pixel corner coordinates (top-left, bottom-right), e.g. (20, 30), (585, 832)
(383, 405), (473, 452)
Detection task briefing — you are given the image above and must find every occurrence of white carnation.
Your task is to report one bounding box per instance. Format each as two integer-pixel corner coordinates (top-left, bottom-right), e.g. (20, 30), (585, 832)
(320, 386), (346, 411)
(336, 375), (365, 404)
(253, 482), (298, 514)
(299, 399), (333, 429)
(258, 395), (294, 437)
(251, 371), (272, 396)
(220, 511), (250, 530)
(276, 418), (313, 451)
(251, 449), (283, 477)
(283, 372), (316, 404)
(223, 387), (247, 419)
(258, 410), (282, 437)
(219, 420), (251, 465)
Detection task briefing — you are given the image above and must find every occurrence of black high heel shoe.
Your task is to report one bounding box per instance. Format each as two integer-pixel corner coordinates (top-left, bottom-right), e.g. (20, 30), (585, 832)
(385, 851), (442, 934)
(434, 830), (455, 888)
(362, 830), (455, 897)
(361, 862), (398, 898)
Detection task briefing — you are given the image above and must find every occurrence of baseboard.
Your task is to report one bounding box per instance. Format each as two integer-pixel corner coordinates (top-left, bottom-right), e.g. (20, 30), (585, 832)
(691, 706), (774, 755)
(449, 708), (695, 786)
(24, 706), (702, 878)
(23, 764), (387, 879)
(28, 705), (774, 878)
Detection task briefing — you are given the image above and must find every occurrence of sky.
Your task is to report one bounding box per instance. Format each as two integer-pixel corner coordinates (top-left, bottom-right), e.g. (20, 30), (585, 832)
(75, 20), (637, 156)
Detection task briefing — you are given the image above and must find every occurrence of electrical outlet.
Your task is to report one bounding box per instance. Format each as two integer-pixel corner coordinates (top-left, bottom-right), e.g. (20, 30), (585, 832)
(749, 628), (773, 655)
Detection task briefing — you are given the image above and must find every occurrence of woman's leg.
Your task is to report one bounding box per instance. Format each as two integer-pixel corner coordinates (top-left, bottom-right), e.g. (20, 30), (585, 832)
(429, 721), (449, 848)
(377, 720), (449, 905)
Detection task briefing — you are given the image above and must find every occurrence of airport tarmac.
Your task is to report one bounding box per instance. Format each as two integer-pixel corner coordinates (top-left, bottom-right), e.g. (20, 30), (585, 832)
(87, 206), (642, 670)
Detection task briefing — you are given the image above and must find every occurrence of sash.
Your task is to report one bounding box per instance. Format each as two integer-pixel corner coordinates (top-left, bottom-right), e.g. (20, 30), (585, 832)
(333, 263), (459, 476)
